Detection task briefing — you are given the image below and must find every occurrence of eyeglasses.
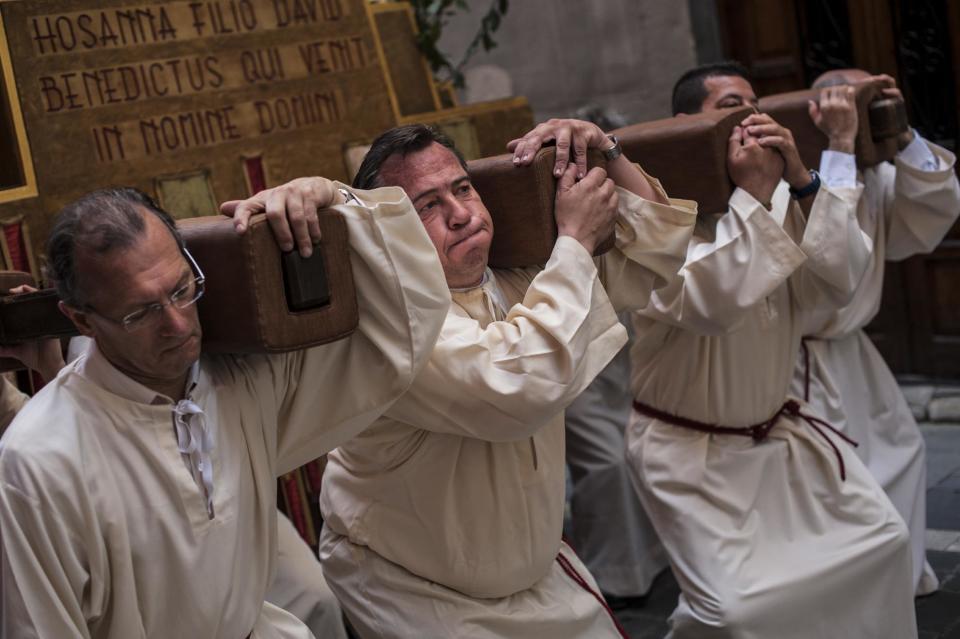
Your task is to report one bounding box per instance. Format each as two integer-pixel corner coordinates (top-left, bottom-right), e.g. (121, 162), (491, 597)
(86, 248), (206, 333)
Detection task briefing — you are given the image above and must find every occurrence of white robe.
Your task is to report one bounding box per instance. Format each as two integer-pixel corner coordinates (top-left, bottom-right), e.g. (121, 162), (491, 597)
(564, 315), (667, 598)
(319, 183), (697, 638)
(790, 138), (960, 595)
(0, 185), (450, 639)
(626, 182), (918, 638)
(268, 513), (347, 639)
(70, 337), (350, 636)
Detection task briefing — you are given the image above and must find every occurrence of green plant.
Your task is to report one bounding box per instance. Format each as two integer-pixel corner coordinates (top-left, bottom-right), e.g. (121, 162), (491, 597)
(408, 0), (510, 88)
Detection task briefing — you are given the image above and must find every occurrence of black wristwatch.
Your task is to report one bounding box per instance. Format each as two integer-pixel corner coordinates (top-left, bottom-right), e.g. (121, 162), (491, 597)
(789, 169), (821, 200)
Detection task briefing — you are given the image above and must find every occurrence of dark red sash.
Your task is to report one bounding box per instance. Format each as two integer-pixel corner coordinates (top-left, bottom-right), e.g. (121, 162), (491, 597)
(632, 398), (858, 480)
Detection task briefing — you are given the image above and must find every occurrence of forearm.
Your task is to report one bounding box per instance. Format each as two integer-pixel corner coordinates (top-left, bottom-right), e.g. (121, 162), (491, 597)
(606, 155), (668, 204)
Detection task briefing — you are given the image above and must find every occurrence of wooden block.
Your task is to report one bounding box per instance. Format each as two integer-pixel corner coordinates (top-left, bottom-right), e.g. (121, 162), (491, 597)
(758, 79), (908, 169)
(613, 106), (754, 215)
(0, 212), (360, 356)
(178, 211), (358, 353)
(471, 147), (609, 268)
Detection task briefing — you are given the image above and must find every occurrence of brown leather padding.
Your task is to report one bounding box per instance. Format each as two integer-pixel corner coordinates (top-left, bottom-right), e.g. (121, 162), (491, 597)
(471, 146), (610, 269)
(0, 271), (65, 372)
(0, 272), (34, 293)
(178, 211), (357, 353)
(0, 212), (358, 358)
(612, 106), (754, 215)
(758, 79), (908, 170)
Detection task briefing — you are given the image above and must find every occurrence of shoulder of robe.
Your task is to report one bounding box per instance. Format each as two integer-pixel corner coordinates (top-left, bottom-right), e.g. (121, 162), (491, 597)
(199, 351), (288, 389)
(0, 379), (90, 499)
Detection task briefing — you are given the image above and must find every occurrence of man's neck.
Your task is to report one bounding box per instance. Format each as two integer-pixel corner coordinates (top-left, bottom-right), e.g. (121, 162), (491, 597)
(448, 270), (487, 292)
(111, 360), (191, 402)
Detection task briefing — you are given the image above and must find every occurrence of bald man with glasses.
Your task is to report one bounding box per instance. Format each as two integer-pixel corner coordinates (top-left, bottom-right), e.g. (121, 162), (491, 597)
(0, 182), (449, 638)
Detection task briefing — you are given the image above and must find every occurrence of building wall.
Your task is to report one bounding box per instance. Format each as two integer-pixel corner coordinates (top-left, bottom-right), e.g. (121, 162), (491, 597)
(438, 0), (698, 125)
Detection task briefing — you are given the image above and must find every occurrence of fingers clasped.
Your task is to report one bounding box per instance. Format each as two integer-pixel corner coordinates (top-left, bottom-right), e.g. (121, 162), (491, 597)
(508, 118), (610, 179)
(220, 177), (336, 257)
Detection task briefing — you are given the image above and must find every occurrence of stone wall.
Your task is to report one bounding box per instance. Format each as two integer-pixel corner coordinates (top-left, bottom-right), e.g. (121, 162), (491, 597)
(438, 0), (698, 126)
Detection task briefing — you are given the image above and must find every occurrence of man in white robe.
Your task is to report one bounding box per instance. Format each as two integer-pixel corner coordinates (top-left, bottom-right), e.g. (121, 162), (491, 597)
(624, 63), (917, 638)
(318, 120), (698, 638)
(0, 180), (450, 638)
(789, 68), (960, 596)
(45, 332), (352, 639)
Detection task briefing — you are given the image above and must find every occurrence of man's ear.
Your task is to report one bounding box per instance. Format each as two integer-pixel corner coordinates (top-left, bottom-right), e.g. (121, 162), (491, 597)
(58, 301), (96, 338)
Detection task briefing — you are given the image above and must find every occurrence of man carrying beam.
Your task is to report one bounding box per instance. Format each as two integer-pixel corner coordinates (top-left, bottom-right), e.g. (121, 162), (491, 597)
(789, 69), (960, 596)
(623, 62), (917, 638)
(0, 181), (450, 638)
(316, 119), (697, 638)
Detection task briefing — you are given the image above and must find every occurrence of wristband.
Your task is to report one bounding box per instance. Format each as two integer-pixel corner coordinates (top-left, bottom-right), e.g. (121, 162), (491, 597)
(602, 134), (622, 162)
(789, 169), (821, 199)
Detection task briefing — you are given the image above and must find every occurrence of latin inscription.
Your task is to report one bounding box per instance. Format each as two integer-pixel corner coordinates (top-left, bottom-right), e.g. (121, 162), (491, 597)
(19, 0), (377, 164)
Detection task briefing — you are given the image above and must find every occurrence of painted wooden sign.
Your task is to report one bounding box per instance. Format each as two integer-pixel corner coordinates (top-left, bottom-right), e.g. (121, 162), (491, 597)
(0, 0), (398, 275)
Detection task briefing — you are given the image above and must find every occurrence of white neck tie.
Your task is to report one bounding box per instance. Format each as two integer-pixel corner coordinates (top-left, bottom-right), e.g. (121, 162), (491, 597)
(173, 398), (215, 517)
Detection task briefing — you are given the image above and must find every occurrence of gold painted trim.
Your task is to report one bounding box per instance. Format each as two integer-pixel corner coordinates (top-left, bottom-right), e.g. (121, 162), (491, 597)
(436, 80), (459, 108)
(397, 96), (530, 126)
(365, 1), (403, 123)
(366, 1), (442, 122)
(0, 10), (38, 205)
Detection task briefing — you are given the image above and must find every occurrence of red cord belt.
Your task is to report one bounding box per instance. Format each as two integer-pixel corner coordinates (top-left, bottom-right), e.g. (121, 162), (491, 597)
(632, 398), (858, 480)
(555, 550), (631, 639)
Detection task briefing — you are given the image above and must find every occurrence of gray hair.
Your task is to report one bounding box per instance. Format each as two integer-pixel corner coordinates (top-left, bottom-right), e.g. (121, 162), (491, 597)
(46, 187), (181, 308)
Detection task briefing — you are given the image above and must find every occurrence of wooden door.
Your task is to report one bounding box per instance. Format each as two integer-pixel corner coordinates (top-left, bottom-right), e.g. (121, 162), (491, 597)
(715, 0), (960, 379)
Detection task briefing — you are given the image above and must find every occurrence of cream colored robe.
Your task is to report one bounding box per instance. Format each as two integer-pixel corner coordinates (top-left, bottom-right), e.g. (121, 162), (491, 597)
(320, 184), (697, 639)
(790, 139), (960, 595)
(564, 315), (667, 598)
(626, 182), (918, 638)
(269, 512), (347, 639)
(0, 185), (450, 639)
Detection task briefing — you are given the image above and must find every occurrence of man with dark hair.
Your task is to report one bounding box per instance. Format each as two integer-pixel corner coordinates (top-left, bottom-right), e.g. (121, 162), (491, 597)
(789, 69), (960, 597)
(0, 180), (450, 638)
(352, 124), (468, 190)
(318, 119), (698, 638)
(671, 60), (754, 115)
(620, 66), (917, 637)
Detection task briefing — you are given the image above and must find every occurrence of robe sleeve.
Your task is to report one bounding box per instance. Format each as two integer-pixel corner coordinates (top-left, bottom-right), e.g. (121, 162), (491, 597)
(595, 173), (698, 313)
(883, 140), (960, 260)
(635, 187), (808, 335)
(0, 378), (28, 435)
(265, 184), (451, 474)
(384, 236), (627, 442)
(788, 182), (871, 311)
(0, 476), (94, 639)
